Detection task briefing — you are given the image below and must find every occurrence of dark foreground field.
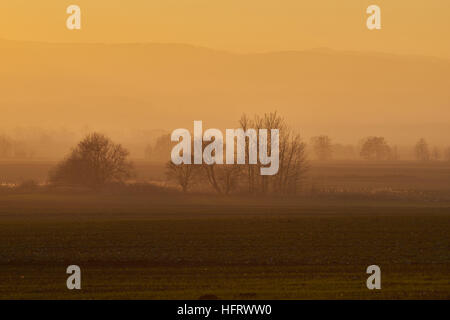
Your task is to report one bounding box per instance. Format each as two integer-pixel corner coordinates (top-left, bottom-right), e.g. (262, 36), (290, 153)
(0, 194), (449, 299)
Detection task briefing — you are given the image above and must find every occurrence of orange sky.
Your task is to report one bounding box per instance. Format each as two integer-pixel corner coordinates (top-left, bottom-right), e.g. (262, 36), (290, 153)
(0, 1), (449, 148)
(1, 0), (449, 58)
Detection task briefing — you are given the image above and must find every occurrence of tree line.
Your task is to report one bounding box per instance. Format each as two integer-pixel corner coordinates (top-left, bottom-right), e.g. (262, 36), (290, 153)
(166, 112), (308, 194)
(0, 134), (35, 159)
(46, 112), (450, 194)
(309, 135), (449, 162)
(48, 112), (309, 195)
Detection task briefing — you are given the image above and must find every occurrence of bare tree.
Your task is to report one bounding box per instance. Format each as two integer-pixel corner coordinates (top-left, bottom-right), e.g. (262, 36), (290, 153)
(164, 112), (308, 195)
(390, 145), (399, 161)
(0, 135), (13, 158)
(445, 147), (450, 162)
(311, 135), (332, 161)
(219, 165), (243, 194)
(332, 143), (356, 160)
(166, 161), (198, 193)
(274, 126), (308, 195)
(414, 138), (430, 161)
(239, 112), (308, 195)
(146, 133), (172, 162)
(165, 134), (201, 193)
(360, 137), (391, 160)
(201, 164), (242, 195)
(431, 146), (441, 161)
(239, 114), (257, 194)
(49, 133), (133, 188)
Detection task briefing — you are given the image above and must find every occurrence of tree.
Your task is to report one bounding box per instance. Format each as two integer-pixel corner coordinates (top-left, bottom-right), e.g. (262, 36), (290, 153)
(164, 112), (308, 195)
(198, 136), (243, 195)
(274, 125), (308, 195)
(445, 147), (450, 162)
(311, 135), (332, 161)
(49, 133), (133, 188)
(166, 161), (198, 193)
(145, 133), (172, 162)
(0, 135), (13, 158)
(332, 143), (356, 160)
(360, 137), (391, 160)
(431, 146), (441, 161)
(239, 112), (308, 195)
(414, 138), (430, 161)
(165, 134), (200, 193)
(390, 145), (399, 161)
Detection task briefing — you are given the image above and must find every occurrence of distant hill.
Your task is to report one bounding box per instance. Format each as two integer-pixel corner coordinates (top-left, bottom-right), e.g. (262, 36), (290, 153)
(1, 39), (449, 144)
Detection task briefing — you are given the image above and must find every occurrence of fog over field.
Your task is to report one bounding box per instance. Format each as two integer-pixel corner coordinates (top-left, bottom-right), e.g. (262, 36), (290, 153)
(0, 1), (449, 300)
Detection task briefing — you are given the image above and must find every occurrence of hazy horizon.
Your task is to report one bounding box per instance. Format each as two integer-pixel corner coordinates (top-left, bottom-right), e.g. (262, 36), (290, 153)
(1, 38), (449, 147)
(2, 0), (450, 58)
(1, 2), (449, 302)
(1, 1), (449, 155)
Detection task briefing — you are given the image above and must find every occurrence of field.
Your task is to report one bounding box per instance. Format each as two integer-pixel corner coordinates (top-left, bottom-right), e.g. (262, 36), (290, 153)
(0, 161), (449, 299)
(2, 159), (450, 192)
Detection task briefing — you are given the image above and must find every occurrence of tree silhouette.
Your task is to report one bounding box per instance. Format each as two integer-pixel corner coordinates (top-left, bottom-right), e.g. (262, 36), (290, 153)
(50, 133), (133, 188)
(414, 138), (430, 161)
(311, 135), (333, 161)
(360, 137), (391, 160)
(445, 147), (450, 162)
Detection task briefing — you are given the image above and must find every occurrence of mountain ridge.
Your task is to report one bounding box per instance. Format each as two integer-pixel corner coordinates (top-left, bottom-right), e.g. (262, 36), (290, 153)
(1, 37), (449, 62)
(0, 38), (449, 144)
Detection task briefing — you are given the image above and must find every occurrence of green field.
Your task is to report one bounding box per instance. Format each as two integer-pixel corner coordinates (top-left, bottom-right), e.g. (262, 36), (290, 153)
(0, 193), (449, 299)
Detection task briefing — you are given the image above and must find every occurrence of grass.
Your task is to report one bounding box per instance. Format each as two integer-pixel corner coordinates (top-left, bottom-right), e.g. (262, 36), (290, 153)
(0, 193), (449, 299)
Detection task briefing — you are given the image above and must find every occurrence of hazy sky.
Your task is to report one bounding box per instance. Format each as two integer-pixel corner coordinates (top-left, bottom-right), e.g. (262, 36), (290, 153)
(1, 0), (449, 58)
(1, 1), (449, 147)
